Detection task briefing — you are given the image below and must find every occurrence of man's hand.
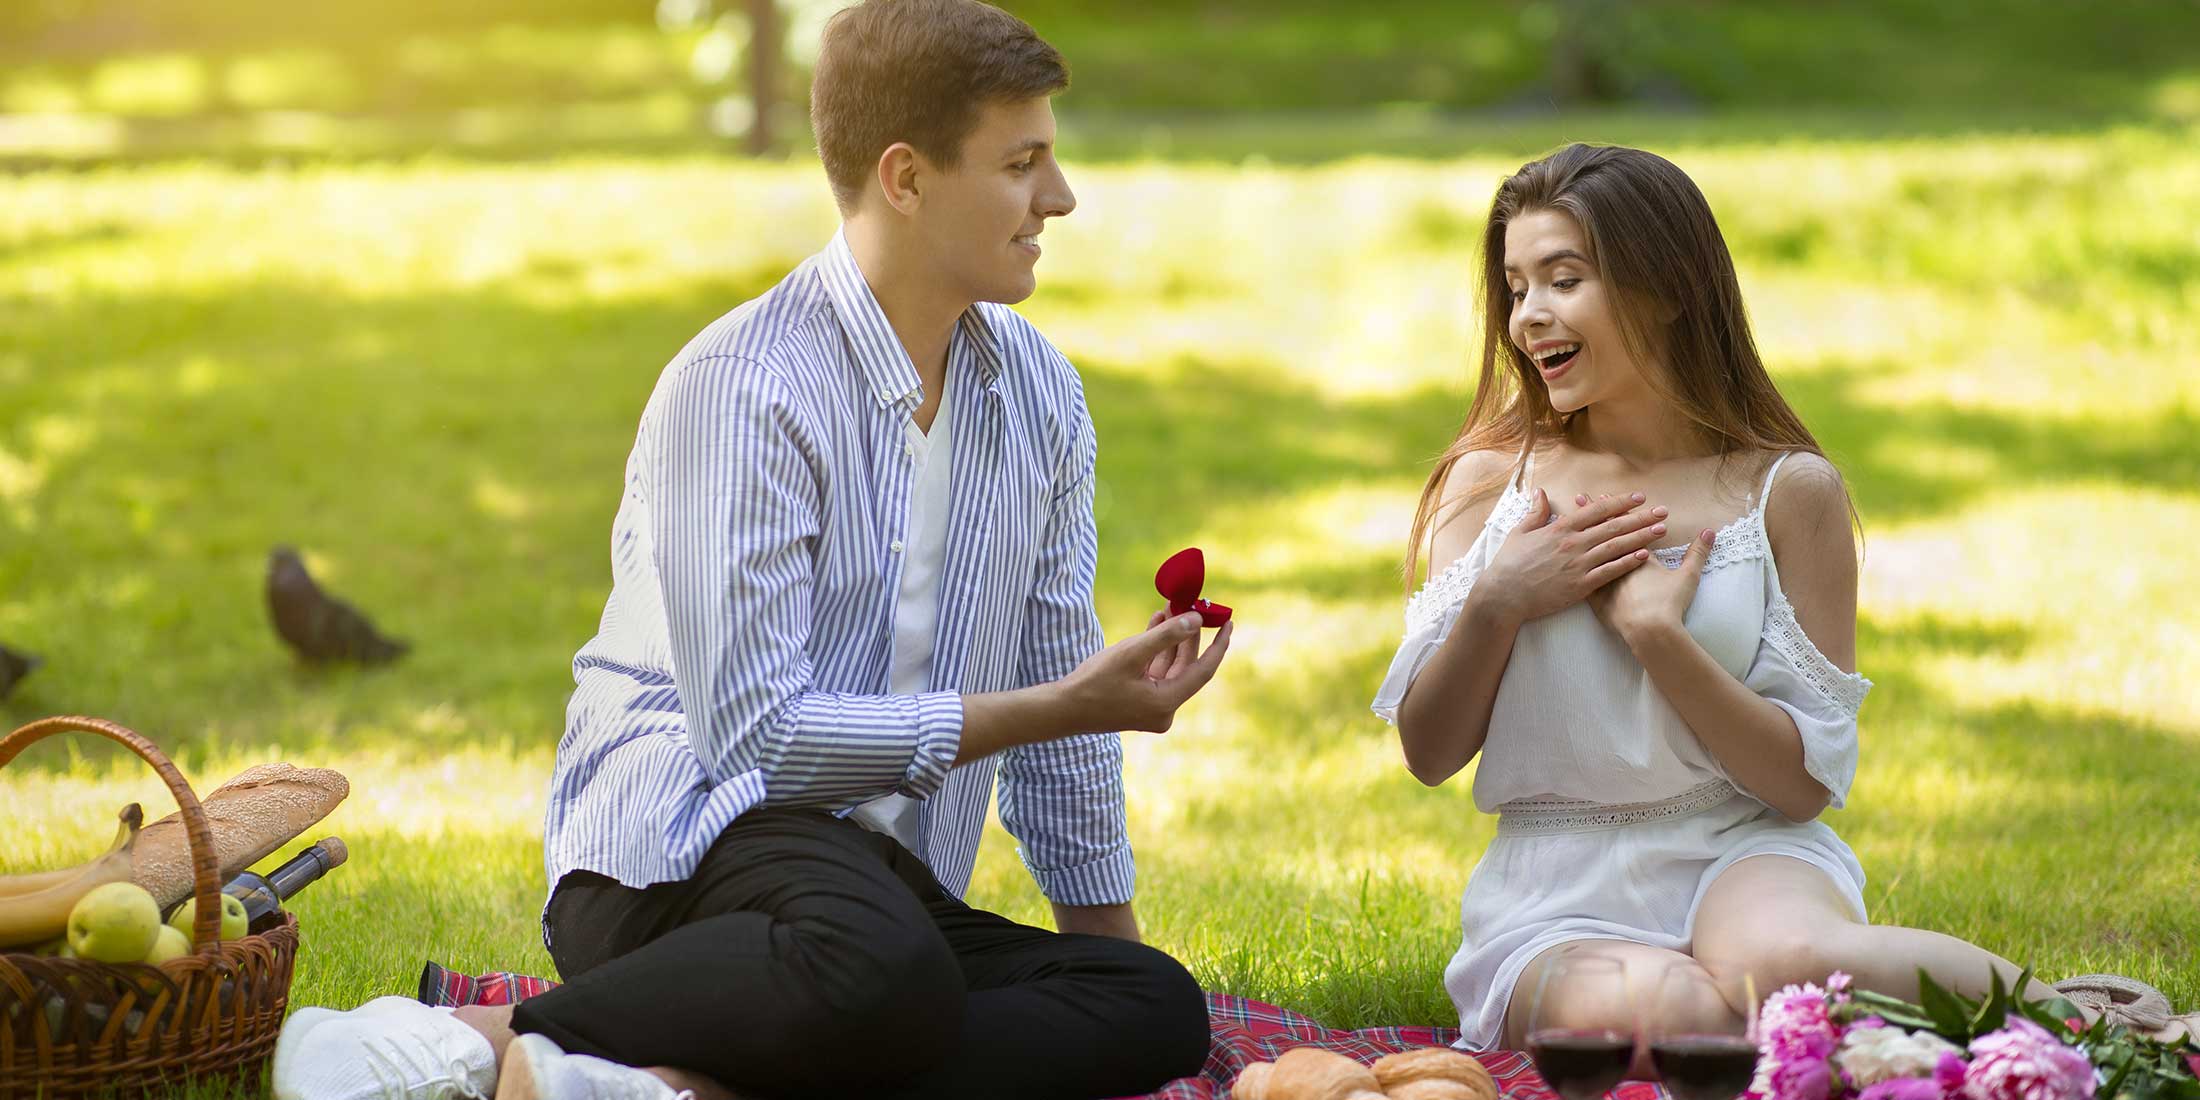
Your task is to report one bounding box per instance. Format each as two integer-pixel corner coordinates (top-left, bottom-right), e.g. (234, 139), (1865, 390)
(1052, 900), (1141, 942)
(957, 611), (1233, 766)
(1063, 612), (1233, 734)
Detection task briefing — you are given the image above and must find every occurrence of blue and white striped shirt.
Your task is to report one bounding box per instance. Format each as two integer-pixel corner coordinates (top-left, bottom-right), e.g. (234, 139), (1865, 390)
(544, 229), (1131, 913)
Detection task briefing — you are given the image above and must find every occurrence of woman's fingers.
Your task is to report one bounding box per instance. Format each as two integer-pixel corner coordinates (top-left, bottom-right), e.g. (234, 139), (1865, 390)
(1580, 504), (1666, 546)
(1590, 520), (1669, 562)
(1583, 548), (1653, 588)
(1564, 491), (1644, 531)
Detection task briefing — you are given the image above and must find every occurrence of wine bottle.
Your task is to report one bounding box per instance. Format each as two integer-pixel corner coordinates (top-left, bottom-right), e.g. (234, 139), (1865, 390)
(223, 837), (348, 923)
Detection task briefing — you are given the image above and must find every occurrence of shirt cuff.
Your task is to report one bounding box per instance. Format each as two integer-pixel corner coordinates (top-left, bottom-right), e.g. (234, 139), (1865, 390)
(895, 690), (964, 800)
(1020, 838), (1135, 906)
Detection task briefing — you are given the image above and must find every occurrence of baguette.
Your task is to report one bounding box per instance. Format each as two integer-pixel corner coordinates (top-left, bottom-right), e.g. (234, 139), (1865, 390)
(129, 763), (349, 909)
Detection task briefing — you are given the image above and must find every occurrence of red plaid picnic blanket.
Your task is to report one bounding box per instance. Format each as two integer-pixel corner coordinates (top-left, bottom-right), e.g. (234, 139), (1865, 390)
(416, 961), (1665, 1100)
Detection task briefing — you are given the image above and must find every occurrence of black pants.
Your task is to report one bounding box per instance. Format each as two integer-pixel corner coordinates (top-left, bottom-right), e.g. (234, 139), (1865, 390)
(510, 808), (1210, 1100)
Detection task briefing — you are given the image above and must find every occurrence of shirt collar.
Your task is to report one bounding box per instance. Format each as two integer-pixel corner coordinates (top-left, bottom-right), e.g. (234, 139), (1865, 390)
(817, 227), (1005, 409)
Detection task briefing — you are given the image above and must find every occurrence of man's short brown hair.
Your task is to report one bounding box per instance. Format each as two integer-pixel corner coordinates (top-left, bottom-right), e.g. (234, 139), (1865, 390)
(810, 0), (1069, 212)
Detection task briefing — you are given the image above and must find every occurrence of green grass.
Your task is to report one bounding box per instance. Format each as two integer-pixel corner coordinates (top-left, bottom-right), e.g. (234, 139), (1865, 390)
(2, 122), (2198, 1095)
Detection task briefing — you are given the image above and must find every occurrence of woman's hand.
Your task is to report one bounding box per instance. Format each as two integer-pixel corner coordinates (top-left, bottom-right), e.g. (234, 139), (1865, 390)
(1589, 523), (1717, 646)
(1475, 488), (1669, 627)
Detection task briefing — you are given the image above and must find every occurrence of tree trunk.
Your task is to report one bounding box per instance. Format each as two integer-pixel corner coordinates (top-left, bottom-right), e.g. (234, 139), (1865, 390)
(745, 0), (780, 155)
(1549, 0), (1617, 105)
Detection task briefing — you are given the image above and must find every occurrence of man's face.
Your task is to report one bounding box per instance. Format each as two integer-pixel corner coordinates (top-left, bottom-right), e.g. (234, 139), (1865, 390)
(914, 96), (1076, 305)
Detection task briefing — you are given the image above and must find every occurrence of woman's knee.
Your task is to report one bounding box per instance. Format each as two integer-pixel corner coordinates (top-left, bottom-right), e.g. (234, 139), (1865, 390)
(1695, 920), (1848, 1002)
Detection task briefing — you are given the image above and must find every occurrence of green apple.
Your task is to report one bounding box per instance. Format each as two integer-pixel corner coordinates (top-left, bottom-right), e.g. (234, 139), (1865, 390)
(65, 882), (161, 963)
(142, 924), (191, 965)
(29, 935), (69, 956)
(166, 893), (249, 942)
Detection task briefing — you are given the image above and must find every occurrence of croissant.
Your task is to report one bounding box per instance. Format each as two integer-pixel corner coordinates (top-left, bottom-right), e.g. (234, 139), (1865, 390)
(1231, 1047), (1383, 1100)
(1371, 1048), (1497, 1100)
(1387, 1082), (1487, 1100)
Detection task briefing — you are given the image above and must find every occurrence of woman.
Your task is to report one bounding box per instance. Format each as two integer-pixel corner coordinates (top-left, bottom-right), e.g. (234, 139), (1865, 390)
(1372, 143), (2193, 1061)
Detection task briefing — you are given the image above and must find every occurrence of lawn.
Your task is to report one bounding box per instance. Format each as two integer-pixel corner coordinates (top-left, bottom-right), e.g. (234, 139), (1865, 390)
(1, 119), (2197, 1096)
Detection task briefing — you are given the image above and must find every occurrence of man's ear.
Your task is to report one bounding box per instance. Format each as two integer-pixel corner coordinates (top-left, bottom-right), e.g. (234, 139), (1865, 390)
(876, 142), (923, 215)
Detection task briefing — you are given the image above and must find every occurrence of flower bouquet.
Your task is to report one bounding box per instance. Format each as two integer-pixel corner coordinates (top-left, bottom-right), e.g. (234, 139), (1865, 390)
(1749, 971), (2199, 1100)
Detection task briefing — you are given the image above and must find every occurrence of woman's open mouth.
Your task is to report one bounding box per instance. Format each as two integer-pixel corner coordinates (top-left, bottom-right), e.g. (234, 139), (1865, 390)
(1533, 343), (1580, 378)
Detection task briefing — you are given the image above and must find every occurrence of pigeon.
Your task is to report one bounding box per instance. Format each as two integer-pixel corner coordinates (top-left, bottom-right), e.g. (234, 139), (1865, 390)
(266, 546), (410, 665)
(0, 643), (40, 701)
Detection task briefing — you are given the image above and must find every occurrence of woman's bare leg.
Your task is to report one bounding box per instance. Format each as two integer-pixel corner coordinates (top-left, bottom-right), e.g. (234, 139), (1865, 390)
(1506, 939), (1737, 1080)
(1689, 856), (2084, 1018)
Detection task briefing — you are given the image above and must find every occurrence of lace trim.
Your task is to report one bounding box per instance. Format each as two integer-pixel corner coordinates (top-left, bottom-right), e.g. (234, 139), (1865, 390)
(1402, 487), (1534, 635)
(1497, 780), (1739, 836)
(1764, 592), (1872, 714)
(1488, 485), (1534, 532)
(1404, 553), (1480, 635)
(1403, 487), (1774, 634)
(1650, 514), (1767, 573)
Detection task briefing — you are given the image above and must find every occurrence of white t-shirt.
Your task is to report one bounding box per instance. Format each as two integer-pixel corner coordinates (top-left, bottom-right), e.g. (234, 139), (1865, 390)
(848, 380), (956, 850)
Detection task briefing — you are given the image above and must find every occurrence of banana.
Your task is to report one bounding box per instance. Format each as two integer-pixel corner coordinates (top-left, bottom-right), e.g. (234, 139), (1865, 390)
(0, 803), (144, 950)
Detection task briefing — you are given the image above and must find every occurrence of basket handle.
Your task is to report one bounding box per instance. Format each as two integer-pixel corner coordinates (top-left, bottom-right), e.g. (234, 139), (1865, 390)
(0, 716), (226, 954)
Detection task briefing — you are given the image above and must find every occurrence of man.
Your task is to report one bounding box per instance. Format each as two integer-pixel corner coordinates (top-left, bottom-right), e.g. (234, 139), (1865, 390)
(272, 2), (1229, 1098)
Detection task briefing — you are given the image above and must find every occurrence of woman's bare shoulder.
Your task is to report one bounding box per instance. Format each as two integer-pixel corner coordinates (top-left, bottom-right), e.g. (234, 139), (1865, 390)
(1763, 451), (1851, 530)
(1428, 448), (1521, 567)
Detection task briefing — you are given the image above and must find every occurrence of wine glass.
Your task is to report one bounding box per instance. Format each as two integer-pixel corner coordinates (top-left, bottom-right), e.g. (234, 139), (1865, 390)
(1649, 964), (1761, 1100)
(1527, 953), (1637, 1100)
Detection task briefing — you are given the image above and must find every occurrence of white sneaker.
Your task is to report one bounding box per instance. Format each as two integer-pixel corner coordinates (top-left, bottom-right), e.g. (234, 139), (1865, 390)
(498, 1033), (695, 1100)
(272, 996), (498, 1100)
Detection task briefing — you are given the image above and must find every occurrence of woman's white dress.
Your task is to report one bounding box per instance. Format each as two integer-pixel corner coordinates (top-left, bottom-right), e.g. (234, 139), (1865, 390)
(1371, 452), (1873, 1051)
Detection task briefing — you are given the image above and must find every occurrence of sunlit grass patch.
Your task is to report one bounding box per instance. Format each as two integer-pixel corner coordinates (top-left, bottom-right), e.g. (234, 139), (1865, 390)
(1, 123), (2196, 1088)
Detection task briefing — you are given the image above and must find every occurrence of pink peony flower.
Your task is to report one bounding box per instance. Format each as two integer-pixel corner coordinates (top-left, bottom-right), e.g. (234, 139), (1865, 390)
(1827, 972), (1855, 1001)
(1962, 1019), (2093, 1100)
(1858, 1078), (1945, 1100)
(1935, 1052), (1968, 1093)
(1755, 981), (1845, 1100)
(1772, 1053), (1835, 1100)
(1761, 980), (1842, 1058)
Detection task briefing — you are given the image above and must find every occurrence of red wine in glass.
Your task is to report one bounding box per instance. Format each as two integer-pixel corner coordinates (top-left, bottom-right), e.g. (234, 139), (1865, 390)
(1529, 1028), (1635, 1100)
(1650, 1034), (1760, 1100)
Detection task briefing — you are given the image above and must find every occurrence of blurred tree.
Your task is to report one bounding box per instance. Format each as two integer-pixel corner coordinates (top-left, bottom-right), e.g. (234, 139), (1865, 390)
(1549, 0), (1621, 104)
(661, 0), (796, 154)
(744, 0), (780, 155)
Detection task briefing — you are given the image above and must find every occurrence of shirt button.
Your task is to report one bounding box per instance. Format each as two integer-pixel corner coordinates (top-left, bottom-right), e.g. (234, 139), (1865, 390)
(890, 540), (904, 553)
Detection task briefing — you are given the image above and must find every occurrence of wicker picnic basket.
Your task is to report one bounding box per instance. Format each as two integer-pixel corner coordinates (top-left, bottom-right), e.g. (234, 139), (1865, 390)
(0, 716), (302, 1098)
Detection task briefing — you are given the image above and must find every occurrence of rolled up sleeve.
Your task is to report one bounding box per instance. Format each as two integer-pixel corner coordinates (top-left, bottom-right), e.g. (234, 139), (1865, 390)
(993, 391), (1133, 906)
(651, 355), (964, 809)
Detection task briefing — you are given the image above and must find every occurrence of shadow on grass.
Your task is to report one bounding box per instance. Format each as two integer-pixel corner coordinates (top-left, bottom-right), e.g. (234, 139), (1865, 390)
(2, 275), (2194, 808)
(1780, 360), (2200, 524)
(0, 282), (1453, 767)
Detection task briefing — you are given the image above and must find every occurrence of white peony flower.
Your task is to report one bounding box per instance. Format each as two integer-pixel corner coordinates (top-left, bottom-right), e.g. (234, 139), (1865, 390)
(1838, 1025), (1963, 1086)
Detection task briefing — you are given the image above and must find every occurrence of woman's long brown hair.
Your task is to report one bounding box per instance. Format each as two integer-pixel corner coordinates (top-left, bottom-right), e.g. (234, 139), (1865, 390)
(1404, 143), (1837, 584)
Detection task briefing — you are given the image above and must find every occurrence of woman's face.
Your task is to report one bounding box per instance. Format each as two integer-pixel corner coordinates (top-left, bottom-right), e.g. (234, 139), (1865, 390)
(1502, 207), (1656, 415)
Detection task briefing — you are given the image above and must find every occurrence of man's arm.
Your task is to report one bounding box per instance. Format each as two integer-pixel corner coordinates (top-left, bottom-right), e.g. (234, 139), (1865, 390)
(654, 355), (1226, 821)
(993, 392), (1142, 934)
(653, 356), (964, 807)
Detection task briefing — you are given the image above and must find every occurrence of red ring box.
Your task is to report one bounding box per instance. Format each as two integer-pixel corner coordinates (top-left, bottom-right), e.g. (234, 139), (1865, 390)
(1156, 548), (1232, 627)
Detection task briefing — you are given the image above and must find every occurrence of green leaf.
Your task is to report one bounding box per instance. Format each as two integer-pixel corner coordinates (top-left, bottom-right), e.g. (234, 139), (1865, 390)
(1972, 967), (2009, 1035)
(1918, 970), (1976, 1038)
(1848, 990), (1941, 1032)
